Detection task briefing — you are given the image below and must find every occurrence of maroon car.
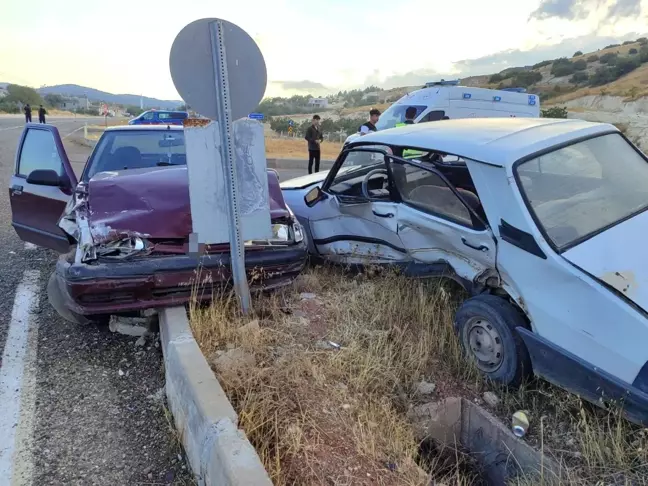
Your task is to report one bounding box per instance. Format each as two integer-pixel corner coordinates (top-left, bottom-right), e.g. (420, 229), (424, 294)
(10, 124), (307, 325)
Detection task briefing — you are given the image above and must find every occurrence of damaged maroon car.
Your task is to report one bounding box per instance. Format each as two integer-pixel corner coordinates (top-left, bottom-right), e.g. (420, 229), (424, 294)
(9, 124), (307, 325)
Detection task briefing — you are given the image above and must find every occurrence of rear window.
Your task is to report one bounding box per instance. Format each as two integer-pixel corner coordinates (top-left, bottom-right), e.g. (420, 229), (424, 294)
(85, 130), (186, 180)
(516, 133), (648, 250)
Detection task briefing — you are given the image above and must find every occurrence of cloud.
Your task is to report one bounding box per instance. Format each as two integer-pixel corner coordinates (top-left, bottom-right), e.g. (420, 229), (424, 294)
(529, 0), (642, 22)
(372, 32), (644, 89)
(271, 80), (328, 92)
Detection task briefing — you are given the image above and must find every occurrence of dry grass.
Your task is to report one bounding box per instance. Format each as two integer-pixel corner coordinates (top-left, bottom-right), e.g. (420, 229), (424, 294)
(190, 266), (482, 485)
(191, 265), (648, 485)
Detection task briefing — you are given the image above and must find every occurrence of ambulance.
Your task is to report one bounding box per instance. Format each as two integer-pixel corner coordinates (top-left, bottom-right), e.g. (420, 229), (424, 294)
(344, 79), (540, 145)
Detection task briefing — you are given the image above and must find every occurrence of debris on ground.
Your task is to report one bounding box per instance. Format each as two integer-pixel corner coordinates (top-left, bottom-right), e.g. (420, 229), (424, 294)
(482, 391), (499, 408)
(415, 380), (437, 396)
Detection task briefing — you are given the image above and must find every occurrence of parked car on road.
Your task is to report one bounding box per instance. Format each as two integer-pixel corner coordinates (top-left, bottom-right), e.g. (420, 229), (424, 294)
(9, 124), (306, 325)
(282, 117), (648, 424)
(128, 109), (188, 126)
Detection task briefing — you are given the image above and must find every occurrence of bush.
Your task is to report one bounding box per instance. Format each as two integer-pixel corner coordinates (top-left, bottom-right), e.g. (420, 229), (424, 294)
(639, 37), (648, 45)
(489, 73), (504, 83)
(628, 48), (638, 55)
(551, 60), (575, 77)
(570, 72), (589, 84)
(532, 60), (552, 69)
(623, 40), (634, 45)
(573, 59), (587, 71)
(541, 106), (568, 118)
(588, 57), (640, 86)
(511, 70), (542, 87)
(573, 50), (583, 57)
(587, 55), (599, 62)
(615, 56), (641, 76)
(599, 52), (618, 64)
(604, 43), (621, 49)
(640, 46), (648, 63)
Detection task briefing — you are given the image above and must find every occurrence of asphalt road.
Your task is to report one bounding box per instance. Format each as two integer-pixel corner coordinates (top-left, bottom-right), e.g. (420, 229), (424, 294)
(0, 116), (193, 486)
(0, 115), (317, 485)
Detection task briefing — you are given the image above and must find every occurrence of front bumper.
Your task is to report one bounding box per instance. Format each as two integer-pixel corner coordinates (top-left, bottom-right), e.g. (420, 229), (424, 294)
(54, 242), (307, 316)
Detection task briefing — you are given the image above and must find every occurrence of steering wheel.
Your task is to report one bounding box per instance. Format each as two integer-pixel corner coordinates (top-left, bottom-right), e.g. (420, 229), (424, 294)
(362, 168), (389, 199)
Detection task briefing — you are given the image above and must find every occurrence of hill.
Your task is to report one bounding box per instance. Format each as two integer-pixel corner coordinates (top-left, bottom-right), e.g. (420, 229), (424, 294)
(37, 84), (182, 110)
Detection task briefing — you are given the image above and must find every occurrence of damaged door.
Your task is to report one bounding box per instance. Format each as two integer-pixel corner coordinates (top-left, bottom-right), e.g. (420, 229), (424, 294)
(10, 124), (79, 252)
(308, 148), (407, 264)
(390, 158), (495, 284)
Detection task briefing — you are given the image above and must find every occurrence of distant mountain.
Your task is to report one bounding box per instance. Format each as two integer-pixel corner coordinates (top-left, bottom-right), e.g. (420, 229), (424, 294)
(37, 84), (182, 110)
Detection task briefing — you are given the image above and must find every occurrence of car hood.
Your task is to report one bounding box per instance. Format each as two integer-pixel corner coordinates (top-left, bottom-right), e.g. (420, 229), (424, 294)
(86, 166), (290, 240)
(562, 209), (648, 313)
(280, 170), (331, 190)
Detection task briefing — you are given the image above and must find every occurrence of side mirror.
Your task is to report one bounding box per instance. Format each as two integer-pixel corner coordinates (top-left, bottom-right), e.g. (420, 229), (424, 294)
(304, 186), (325, 207)
(26, 169), (64, 187)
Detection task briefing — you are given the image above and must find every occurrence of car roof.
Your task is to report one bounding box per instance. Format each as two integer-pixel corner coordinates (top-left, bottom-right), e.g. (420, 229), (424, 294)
(352, 117), (618, 167)
(106, 124), (184, 132)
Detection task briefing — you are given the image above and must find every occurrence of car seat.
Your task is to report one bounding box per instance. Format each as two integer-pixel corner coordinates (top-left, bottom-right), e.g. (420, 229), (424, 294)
(105, 146), (143, 172)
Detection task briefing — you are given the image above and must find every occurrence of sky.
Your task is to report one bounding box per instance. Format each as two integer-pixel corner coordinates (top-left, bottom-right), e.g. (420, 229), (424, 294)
(1, 0), (647, 101)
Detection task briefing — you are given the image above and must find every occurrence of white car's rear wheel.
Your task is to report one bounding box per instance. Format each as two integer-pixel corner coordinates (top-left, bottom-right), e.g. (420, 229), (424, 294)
(455, 294), (532, 386)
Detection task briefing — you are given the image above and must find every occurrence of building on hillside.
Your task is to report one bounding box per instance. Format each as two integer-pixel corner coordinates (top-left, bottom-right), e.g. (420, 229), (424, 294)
(58, 97), (84, 111)
(308, 97), (328, 108)
(0, 83), (8, 98)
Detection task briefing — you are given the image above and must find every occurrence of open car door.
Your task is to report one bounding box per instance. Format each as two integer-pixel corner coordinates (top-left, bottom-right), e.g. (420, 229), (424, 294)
(304, 147), (407, 264)
(9, 124), (78, 252)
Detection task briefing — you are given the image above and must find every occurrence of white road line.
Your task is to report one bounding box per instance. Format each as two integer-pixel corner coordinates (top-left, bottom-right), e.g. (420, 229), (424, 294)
(62, 125), (85, 139)
(23, 243), (37, 251)
(0, 126), (23, 132)
(0, 270), (40, 486)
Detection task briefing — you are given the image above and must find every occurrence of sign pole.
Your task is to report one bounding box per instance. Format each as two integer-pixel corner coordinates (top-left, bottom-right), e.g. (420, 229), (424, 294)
(208, 20), (252, 313)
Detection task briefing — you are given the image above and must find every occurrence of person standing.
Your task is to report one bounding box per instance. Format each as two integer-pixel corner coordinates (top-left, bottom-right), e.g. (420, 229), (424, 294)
(358, 108), (380, 135)
(38, 105), (47, 124)
(305, 115), (324, 174)
(24, 103), (32, 123)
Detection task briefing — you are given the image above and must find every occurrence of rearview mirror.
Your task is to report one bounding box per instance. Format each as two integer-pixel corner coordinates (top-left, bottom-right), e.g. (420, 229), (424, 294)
(159, 137), (184, 147)
(304, 186), (325, 207)
(26, 169), (64, 187)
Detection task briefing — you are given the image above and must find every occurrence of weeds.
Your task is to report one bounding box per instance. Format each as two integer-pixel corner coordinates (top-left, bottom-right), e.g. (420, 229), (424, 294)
(190, 265), (648, 485)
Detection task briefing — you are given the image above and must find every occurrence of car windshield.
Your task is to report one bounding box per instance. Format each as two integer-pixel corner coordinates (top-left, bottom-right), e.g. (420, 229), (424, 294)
(375, 104), (427, 130)
(516, 133), (648, 250)
(85, 130), (186, 180)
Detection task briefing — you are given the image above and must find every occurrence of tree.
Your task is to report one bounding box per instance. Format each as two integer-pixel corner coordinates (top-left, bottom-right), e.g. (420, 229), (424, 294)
(488, 73), (504, 83)
(532, 60), (551, 69)
(572, 59), (587, 71)
(125, 105), (142, 116)
(639, 37), (648, 46)
(511, 71), (542, 88)
(44, 93), (64, 107)
(587, 55), (599, 62)
(570, 72), (589, 84)
(5, 84), (44, 106)
(629, 48), (638, 55)
(573, 50), (583, 57)
(551, 59), (575, 77)
(599, 52), (618, 64)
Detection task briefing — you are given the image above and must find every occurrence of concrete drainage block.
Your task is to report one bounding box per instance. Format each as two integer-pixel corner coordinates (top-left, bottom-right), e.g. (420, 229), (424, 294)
(409, 397), (562, 485)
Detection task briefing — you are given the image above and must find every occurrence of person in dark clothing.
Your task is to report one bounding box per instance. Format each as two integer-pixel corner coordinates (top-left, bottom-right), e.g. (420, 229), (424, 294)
(404, 106), (417, 124)
(359, 108), (381, 135)
(305, 115), (324, 174)
(38, 105), (47, 124)
(24, 104), (32, 123)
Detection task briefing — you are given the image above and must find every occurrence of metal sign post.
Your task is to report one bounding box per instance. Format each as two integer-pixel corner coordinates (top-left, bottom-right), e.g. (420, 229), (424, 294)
(208, 20), (250, 313)
(170, 18), (269, 315)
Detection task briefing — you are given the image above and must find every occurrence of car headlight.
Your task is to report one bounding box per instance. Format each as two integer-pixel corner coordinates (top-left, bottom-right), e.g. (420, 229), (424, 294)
(272, 224), (290, 241)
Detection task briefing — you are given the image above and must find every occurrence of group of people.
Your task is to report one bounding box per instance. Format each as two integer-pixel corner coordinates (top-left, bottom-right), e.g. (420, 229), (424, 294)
(303, 106), (422, 174)
(23, 104), (47, 124)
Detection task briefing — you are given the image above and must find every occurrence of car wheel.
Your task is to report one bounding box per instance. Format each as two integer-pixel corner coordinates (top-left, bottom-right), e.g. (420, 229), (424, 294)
(455, 294), (531, 386)
(47, 272), (93, 326)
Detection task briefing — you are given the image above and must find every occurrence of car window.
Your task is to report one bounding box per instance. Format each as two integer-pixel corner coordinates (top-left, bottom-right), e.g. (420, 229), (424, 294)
(375, 104), (427, 130)
(421, 110), (446, 122)
(391, 161), (478, 228)
(169, 112), (187, 120)
(142, 112), (154, 121)
(328, 149), (389, 198)
(85, 130), (186, 180)
(517, 133), (648, 250)
(158, 113), (171, 120)
(18, 129), (63, 177)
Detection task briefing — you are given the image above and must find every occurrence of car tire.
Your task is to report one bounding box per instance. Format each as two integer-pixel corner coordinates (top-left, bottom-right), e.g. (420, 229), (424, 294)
(47, 272), (93, 326)
(455, 294), (531, 386)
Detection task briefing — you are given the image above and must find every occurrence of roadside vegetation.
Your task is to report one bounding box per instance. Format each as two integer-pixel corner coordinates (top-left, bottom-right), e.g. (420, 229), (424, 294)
(190, 266), (648, 485)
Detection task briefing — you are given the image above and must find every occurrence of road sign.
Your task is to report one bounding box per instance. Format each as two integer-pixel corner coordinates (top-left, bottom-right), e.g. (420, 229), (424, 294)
(248, 112), (264, 120)
(288, 126), (293, 133)
(170, 18), (270, 314)
(169, 18), (267, 121)
(288, 119), (294, 127)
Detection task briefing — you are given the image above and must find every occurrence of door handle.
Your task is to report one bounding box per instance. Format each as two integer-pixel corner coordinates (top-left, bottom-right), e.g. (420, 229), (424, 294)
(461, 237), (488, 252)
(372, 210), (394, 218)
(10, 184), (23, 195)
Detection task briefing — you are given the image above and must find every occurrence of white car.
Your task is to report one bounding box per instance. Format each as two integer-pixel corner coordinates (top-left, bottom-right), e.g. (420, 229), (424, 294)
(282, 117), (648, 424)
